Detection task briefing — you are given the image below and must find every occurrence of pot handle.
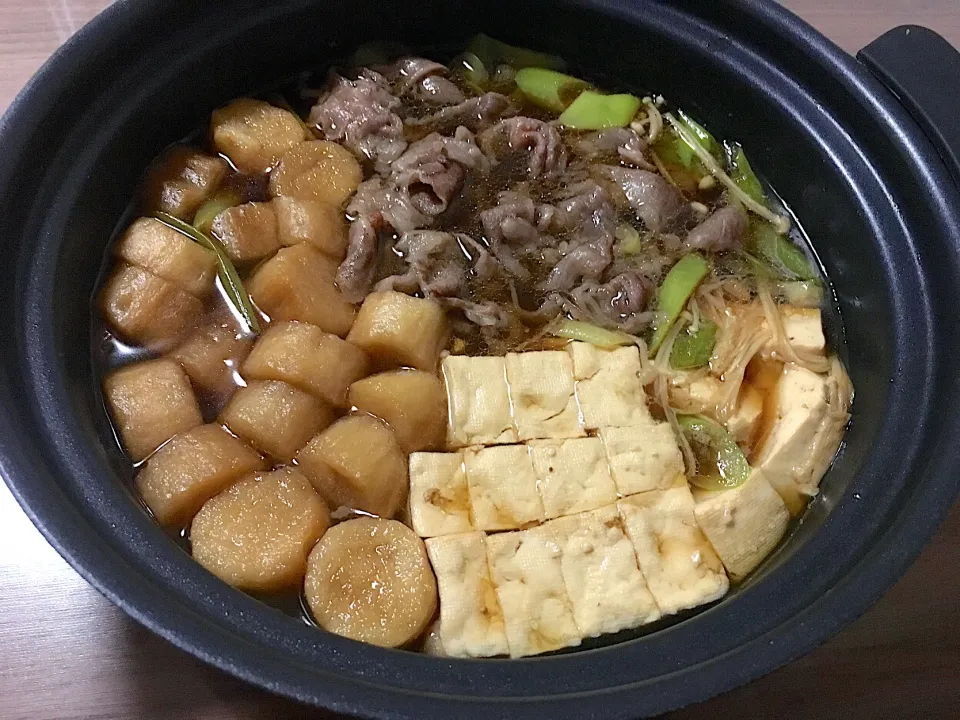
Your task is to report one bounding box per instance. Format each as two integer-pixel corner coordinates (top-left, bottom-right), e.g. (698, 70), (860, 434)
(858, 26), (960, 185)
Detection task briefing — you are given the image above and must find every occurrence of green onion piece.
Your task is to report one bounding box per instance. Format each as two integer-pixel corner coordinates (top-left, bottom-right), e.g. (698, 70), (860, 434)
(550, 319), (634, 348)
(615, 223), (642, 255)
(154, 212), (262, 334)
(466, 33), (567, 71)
(776, 279), (824, 307)
(649, 253), (710, 355)
(678, 414), (751, 490)
(728, 145), (766, 206)
(451, 52), (489, 92)
(514, 67), (590, 113)
(192, 188), (243, 234)
(490, 64), (518, 94)
(670, 319), (717, 369)
(747, 220), (817, 280)
(676, 110), (720, 157)
(558, 91), (641, 130)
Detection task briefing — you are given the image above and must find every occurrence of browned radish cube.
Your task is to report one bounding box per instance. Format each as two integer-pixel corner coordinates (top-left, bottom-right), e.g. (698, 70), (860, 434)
(247, 244), (356, 337)
(104, 358), (203, 461)
(191, 467), (330, 591)
(114, 217), (217, 296)
(269, 140), (362, 207)
(273, 197), (347, 260)
(241, 321), (368, 407)
(136, 423), (265, 527)
(170, 309), (254, 402)
(296, 415), (407, 518)
(100, 264), (203, 349)
(143, 146), (228, 219)
(348, 370), (447, 452)
(210, 201), (280, 265)
(211, 99), (308, 174)
(347, 292), (447, 371)
(220, 379), (334, 461)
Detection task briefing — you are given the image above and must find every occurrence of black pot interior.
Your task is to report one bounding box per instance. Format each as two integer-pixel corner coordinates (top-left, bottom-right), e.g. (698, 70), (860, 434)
(2, 0), (958, 717)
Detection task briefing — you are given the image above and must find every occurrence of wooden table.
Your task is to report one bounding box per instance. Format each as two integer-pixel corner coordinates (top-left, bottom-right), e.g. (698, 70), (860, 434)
(2, 2), (960, 718)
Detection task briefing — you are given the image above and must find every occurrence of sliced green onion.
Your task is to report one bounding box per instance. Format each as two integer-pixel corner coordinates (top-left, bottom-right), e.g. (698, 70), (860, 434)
(670, 319), (717, 369)
(467, 33), (567, 71)
(192, 188), (243, 234)
(649, 253), (710, 355)
(550, 319), (634, 348)
(451, 52), (489, 92)
(490, 64), (518, 93)
(776, 279), (824, 307)
(154, 212), (261, 334)
(677, 414), (751, 490)
(677, 109), (720, 158)
(728, 145), (766, 206)
(558, 91), (641, 130)
(747, 220), (817, 280)
(514, 67), (589, 113)
(615, 223), (642, 255)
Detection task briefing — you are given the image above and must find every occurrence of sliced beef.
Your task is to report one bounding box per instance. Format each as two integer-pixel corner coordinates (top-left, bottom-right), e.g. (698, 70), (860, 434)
(408, 92), (516, 134)
(377, 57), (466, 105)
(418, 76), (466, 105)
(573, 128), (651, 168)
(595, 165), (686, 232)
(550, 271), (655, 333)
(443, 297), (512, 329)
(541, 233), (614, 291)
(309, 70), (407, 172)
(337, 212), (383, 303)
(480, 191), (557, 279)
(479, 117), (567, 178)
(552, 180), (616, 235)
(683, 204), (748, 252)
(375, 230), (467, 297)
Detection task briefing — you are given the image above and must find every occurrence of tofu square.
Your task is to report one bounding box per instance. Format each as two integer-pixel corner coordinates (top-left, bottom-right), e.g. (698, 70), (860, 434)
(599, 422), (685, 496)
(528, 437), (617, 519)
(409, 452), (473, 537)
(566, 342), (652, 429)
(486, 529), (582, 657)
(779, 307), (826, 356)
(541, 505), (660, 637)
(619, 487), (729, 615)
(424, 532), (509, 658)
(505, 351), (584, 441)
(463, 445), (544, 531)
(442, 356), (518, 448)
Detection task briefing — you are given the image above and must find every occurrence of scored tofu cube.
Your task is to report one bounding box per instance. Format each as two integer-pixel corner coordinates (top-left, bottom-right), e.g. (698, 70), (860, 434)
(599, 423), (685, 496)
(143, 146), (228, 220)
(296, 415), (407, 518)
(170, 309), (254, 401)
(541, 505), (660, 637)
(442, 355), (518, 448)
(105, 358), (203, 461)
(566, 342), (652, 429)
(693, 469), (790, 581)
(135, 423), (265, 527)
(273, 197), (347, 261)
(463, 445), (544, 531)
(666, 370), (721, 414)
(114, 217), (217, 297)
(348, 370), (447, 452)
(241, 321), (369, 407)
(220, 379), (334, 461)
(619, 486), (729, 615)
(210, 201), (281, 265)
(424, 532), (509, 658)
(408, 452), (473, 537)
(486, 529), (582, 657)
(505, 351), (584, 441)
(211, 98), (308, 173)
(528, 437), (617, 519)
(727, 384), (764, 447)
(767, 306), (826, 357)
(753, 365), (829, 515)
(100, 264), (203, 348)
(247, 244), (356, 337)
(347, 291), (447, 371)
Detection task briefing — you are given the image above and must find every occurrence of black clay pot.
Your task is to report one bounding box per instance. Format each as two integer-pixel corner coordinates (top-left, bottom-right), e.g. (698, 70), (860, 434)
(2, 2), (960, 718)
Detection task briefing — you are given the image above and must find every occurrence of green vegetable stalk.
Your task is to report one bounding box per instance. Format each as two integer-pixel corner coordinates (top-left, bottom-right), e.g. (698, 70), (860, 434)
(467, 34), (567, 71)
(670, 319), (717, 369)
(558, 91), (641, 130)
(514, 67), (590, 112)
(747, 220), (817, 280)
(549, 319), (634, 348)
(649, 253), (710, 355)
(728, 145), (766, 206)
(451, 52), (490, 92)
(192, 188), (243, 234)
(677, 414), (751, 490)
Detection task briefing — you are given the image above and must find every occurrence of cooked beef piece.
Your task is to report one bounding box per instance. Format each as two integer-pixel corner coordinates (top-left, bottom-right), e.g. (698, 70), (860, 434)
(545, 271), (654, 333)
(375, 230), (466, 297)
(552, 180), (616, 234)
(418, 76), (466, 105)
(683, 204), (748, 252)
(541, 233), (614, 291)
(595, 165), (686, 232)
(407, 92), (516, 134)
(479, 191), (557, 279)
(573, 128), (651, 168)
(479, 117), (567, 178)
(376, 57), (466, 105)
(443, 297), (512, 329)
(309, 71), (407, 172)
(348, 177), (429, 234)
(337, 213), (383, 303)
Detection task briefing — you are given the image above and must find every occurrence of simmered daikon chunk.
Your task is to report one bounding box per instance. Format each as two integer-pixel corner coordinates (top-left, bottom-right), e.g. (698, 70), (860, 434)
(170, 309), (253, 400)
(143, 146), (227, 219)
(347, 369), (447, 452)
(273, 196), (347, 260)
(211, 99), (308, 173)
(114, 217), (217, 296)
(210, 201), (280, 265)
(347, 291), (447, 371)
(269, 140), (362, 207)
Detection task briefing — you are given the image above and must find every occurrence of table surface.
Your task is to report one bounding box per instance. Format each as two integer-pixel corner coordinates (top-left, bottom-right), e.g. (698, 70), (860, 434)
(3, 2), (960, 718)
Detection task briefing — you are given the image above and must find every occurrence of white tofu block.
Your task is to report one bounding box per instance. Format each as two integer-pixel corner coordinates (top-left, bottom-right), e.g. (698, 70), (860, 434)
(599, 423), (685, 496)
(777, 307), (826, 356)
(528, 437), (617, 519)
(464, 445), (544, 531)
(505, 351), (584, 441)
(542, 505), (660, 637)
(566, 342), (652, 429)
(726, 384), (764, 447)
(619, 487), (728, 615)
(425, 532), (510, 658)
(666, 370), (721, 414)
(754, 365), (829, 514)
(442, 355), (518, 448)
(486, 529), (582, 657)
(693, 469), (790, 580)
(409, 452), (473, 537)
